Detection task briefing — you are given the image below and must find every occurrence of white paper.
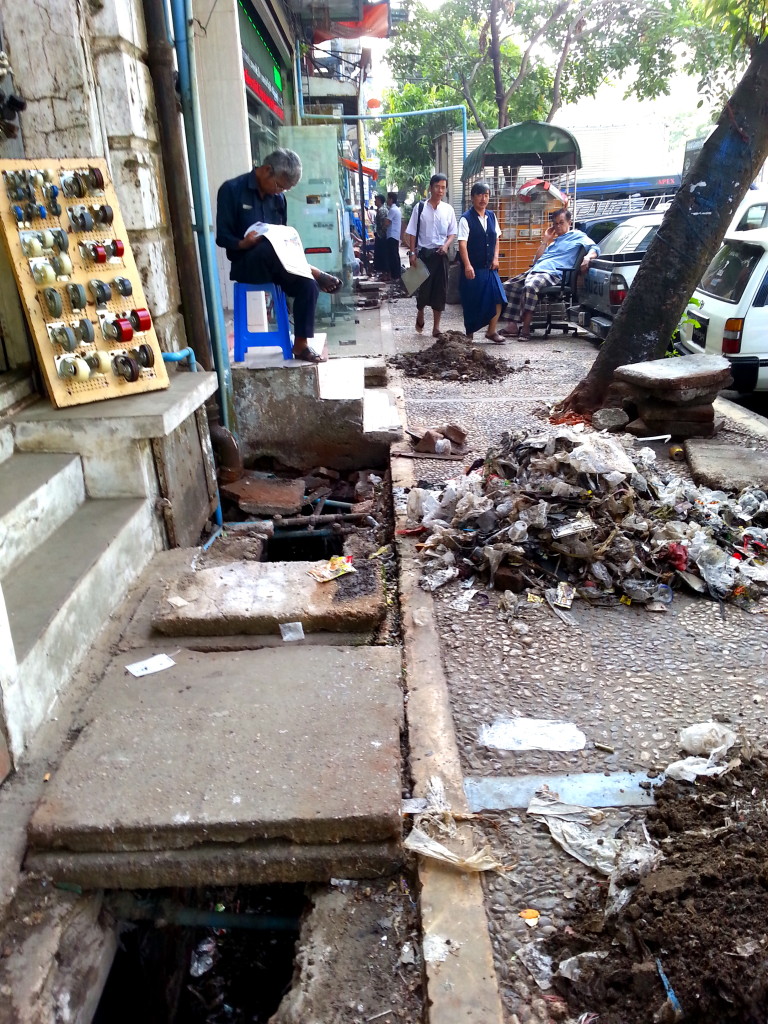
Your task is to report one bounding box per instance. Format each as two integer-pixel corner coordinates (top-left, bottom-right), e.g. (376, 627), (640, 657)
(126, 653), (176, 677)
(479, 717), (586, 751)
(245, 222), (314, 279)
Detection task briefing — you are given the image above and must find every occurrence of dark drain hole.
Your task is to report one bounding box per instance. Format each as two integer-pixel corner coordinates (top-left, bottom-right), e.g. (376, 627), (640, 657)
(264, 531), (343, 562)
(94, 884), (306, 1023)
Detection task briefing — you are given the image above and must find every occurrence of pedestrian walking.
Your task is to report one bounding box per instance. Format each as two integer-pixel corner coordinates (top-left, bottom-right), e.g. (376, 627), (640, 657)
(457, 181), (507, 342)
(384, 192), (402, 281)
(405, 174), (458, 336)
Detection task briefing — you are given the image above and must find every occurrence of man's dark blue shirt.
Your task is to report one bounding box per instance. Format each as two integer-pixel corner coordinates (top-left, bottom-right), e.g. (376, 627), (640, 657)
(215, 170), (287, 264)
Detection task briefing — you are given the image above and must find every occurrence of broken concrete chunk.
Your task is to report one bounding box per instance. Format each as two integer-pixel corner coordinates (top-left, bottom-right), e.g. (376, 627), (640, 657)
(638, 401), (715, 424)
(685, 442), (768, 491)
(591, 408), (630, 432)
(614, 355), (732, 392)
(438, 422), (468, 446)
(414, 429), (443, 453)
(625, 418), (717, 440)
(221, 474), (305, 516)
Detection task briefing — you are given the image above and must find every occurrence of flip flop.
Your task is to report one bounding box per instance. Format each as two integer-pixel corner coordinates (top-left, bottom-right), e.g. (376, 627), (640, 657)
(485, 332), (506, 344)
(316, 272), (342, 294)
(293, 348), (326, 363)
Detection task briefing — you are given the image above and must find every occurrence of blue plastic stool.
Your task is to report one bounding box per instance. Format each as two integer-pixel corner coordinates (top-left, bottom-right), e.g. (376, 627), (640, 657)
(233, 282), (293, 362)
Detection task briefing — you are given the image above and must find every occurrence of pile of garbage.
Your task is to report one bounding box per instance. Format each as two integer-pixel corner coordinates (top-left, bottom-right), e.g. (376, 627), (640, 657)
(401, 428), (768, 610)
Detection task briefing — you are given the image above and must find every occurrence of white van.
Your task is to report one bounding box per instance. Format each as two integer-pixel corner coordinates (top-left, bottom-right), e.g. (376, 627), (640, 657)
(677, 225), (768, 392)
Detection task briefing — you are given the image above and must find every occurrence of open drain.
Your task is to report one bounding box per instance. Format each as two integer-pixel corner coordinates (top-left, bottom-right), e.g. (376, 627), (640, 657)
(93, 884), (306, 1023)
(264, 530), (343, 562)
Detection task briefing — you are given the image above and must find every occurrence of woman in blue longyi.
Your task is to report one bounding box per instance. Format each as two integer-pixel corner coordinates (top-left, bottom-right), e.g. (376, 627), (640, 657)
(457, 181), (507, 343)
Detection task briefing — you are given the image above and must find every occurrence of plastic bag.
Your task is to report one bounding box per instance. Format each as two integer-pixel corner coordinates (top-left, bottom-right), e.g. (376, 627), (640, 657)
(679, 721), (737, 756)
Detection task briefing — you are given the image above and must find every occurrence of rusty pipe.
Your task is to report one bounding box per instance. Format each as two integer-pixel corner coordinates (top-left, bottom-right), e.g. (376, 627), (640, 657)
(209, 419), (243, 483)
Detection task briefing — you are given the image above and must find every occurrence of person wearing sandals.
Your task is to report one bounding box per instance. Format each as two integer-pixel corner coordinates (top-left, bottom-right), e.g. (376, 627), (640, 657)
(216, 148), (342, 363)
(457, 182), (507, 343)
(405, 174), (458, 337)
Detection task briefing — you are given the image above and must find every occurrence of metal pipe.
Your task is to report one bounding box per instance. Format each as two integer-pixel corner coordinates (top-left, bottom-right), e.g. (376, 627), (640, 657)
(272, 527), (336, 539)
(142, 0), (213, 372)
(274, 512), (376, 527)
(170, 0), (234, 430)
(297, 74), (468, 163)
(105, 894), (298, 932)
(209, 419), (243, 483)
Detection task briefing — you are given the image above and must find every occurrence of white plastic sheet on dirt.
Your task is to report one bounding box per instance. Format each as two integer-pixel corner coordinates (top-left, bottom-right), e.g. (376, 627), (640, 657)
(403, 827), (503, 872)
(665, 755), (733, 782)
(480, 717), (586, 751)
(679, 721), (737, 756)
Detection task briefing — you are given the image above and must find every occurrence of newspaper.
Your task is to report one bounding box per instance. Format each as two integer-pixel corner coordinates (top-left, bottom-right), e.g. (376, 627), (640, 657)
(245, 222), (314, 280)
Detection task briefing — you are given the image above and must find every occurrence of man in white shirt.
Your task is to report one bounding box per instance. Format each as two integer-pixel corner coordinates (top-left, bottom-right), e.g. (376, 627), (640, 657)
(405, 174), (458, 336)
(384, 192), (402, 280)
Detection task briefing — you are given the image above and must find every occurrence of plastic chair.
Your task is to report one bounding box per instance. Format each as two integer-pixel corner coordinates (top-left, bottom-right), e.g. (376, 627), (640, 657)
(233, 282), (293, 362)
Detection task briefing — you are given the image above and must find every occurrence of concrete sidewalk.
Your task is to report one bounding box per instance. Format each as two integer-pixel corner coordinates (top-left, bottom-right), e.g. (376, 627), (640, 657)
(387, 294), (768, 1023)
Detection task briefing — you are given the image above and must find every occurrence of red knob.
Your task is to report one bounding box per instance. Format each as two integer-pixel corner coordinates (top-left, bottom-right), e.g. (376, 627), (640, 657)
(90, 244), (107, 263)
(111, 239), (125, 258)
(130, 307), (152, 332)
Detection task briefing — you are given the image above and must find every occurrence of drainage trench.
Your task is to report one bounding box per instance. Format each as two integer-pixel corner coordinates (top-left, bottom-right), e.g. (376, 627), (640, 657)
(94, 885), (306, 1023)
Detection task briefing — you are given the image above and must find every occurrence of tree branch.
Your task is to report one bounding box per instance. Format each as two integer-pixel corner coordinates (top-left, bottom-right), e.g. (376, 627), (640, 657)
(500, 0), (574, 122)
(545, 18), (576, 122)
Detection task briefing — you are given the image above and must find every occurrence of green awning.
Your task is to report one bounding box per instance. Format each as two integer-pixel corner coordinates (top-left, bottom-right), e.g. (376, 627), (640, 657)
(461, 121), (582, 181)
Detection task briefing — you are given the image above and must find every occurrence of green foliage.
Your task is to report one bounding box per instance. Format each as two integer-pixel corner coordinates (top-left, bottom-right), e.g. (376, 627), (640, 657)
(695, 0), (768, 50)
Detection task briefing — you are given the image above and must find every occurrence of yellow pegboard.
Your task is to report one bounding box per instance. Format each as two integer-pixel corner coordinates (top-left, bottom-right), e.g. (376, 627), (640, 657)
(0, 158), (169, 407)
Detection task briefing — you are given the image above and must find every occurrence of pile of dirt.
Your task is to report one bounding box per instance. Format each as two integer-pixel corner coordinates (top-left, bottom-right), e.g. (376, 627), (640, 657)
(548, 754), (768, 1023)
(390, 331), (521, 381)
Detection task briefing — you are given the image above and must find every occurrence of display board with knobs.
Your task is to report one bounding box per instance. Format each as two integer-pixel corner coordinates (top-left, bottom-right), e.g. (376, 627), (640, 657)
(0, 157), (168, 407)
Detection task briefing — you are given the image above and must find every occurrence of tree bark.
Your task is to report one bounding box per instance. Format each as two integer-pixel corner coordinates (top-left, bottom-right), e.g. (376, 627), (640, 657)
(489, 0), (507, 127)
(559, 37), (768, 414)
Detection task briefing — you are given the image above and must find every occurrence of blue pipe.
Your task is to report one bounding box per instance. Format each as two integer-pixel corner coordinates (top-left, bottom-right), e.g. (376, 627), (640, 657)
(170, 0), (234, 431)
(162, 348), (198, 371)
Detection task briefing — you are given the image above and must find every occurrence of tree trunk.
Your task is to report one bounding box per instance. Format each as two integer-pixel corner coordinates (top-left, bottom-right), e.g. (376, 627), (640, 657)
(489, 0), (506, 128)
(559, 37), (768, 414)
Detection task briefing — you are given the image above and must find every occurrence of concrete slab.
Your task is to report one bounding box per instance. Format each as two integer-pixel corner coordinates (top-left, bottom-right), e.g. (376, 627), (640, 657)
(614, 354), (731, 391)
(27, 646), (403, 860)
(25, 839), (402, 889)
(151, 560), (385, 636)
(220, 475), (305, 515)
(685, 440), (768, 491)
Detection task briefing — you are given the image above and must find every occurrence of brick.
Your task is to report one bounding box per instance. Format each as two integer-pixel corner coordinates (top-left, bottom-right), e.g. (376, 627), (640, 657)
(221, 475), (305, 516)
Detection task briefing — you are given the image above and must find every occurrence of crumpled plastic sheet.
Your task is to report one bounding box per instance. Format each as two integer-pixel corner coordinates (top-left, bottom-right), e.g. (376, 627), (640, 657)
(665, 754), (739, 783)
(403, 826), (504, 872)
(679, 721), (737, 756)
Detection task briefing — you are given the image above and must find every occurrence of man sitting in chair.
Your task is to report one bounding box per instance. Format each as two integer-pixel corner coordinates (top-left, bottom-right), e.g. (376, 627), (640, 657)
(501, 209), (599, 341)
(216, 148), (341, 364)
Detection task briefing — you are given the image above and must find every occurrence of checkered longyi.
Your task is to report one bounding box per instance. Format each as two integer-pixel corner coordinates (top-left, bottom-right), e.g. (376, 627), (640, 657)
(501, 270), (562, 322)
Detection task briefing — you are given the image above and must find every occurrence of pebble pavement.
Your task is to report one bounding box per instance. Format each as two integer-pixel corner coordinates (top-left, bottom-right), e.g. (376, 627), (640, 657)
(387, 291), (768, 1022)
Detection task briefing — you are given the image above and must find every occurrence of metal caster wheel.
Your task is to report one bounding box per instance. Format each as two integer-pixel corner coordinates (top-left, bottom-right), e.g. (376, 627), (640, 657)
(89, 279), (112, 305)
(129, 308), (151, 332)
(22, 235), (43, 257)
(131, 343), (155, 368)
(33, 263), (57, 285)
(67, 283), (87, 310)
(96, 204), (113, 225)
(113, 353), (140, 382)
(88, 167), (104, 191)
(43, 288), (63, 317)
(86, 350), (112, 374)
(52, 253), (73, 276)
(104, 317), (133, 342)
(76, 318), (95, 345)
(113, 276), (133, 296)
(52, 325), (78, 352)
(57, 356), (91, 381)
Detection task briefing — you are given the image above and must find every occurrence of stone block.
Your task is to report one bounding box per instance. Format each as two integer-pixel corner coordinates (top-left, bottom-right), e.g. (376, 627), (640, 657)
(637, 401), (715, 424)
(130, 236), (181, 320)
(93, 50), (158, 143)
(614, 355), (732, 392)
(152, 559), (385, 635)
(111, 149), (165, 232)
(591, 408), (630, 432)
(685, 442), (768, 491)
(493, 566), (526, 592)
(221, 475), (305, 515)
(626, 418), (717, 440)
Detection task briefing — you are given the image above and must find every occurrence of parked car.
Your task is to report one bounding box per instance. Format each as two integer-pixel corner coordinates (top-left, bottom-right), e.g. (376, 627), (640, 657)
(571, 190), (768, 341)
(676, 227), (768, 392)
(574, 213), (641, 244)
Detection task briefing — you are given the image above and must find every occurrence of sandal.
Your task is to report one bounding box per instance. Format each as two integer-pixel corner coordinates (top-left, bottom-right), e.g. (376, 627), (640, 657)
(485, 331), (506, 344)
(316, 272), (343, 294)
(293, 347), (326, 363)
(415, 313), (425, 333)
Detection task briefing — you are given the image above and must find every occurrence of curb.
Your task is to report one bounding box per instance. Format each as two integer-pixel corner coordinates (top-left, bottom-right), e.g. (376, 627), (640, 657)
(392, 449), (505, 1024)
(715, 395), (768, 441)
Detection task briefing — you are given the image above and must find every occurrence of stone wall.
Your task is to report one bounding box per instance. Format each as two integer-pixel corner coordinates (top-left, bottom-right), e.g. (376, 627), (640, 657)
(1, 0), (187, 354)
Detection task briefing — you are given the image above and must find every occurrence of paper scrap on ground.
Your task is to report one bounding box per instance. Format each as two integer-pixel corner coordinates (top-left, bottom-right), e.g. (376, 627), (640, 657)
(307, 555), (356, 583)
(166, 595), (190, 609)
(125, 653), (176, 677)
(422, 933), (459, 964)
(245, 222), (314, 279)
(279, 621), (305, 642)
(515, 941), (554, 989)
(480, 717), (586, 751)
(403, 826), (503, 872)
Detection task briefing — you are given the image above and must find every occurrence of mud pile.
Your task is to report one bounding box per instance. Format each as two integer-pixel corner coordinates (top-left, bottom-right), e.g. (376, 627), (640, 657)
(390, 331), (522, 381)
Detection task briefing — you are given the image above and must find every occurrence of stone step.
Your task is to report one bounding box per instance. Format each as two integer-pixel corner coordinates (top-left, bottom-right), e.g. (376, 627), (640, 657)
(26, 645), (404, 888)
(2, 497), (154, 756)
(0, 371), (35, 418)
(0, 452), (85, 579)
(363, 387), (403, 443)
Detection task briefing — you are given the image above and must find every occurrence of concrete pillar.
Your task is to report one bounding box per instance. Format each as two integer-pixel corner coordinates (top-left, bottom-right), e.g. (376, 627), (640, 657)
(192, 0), (252, 312)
